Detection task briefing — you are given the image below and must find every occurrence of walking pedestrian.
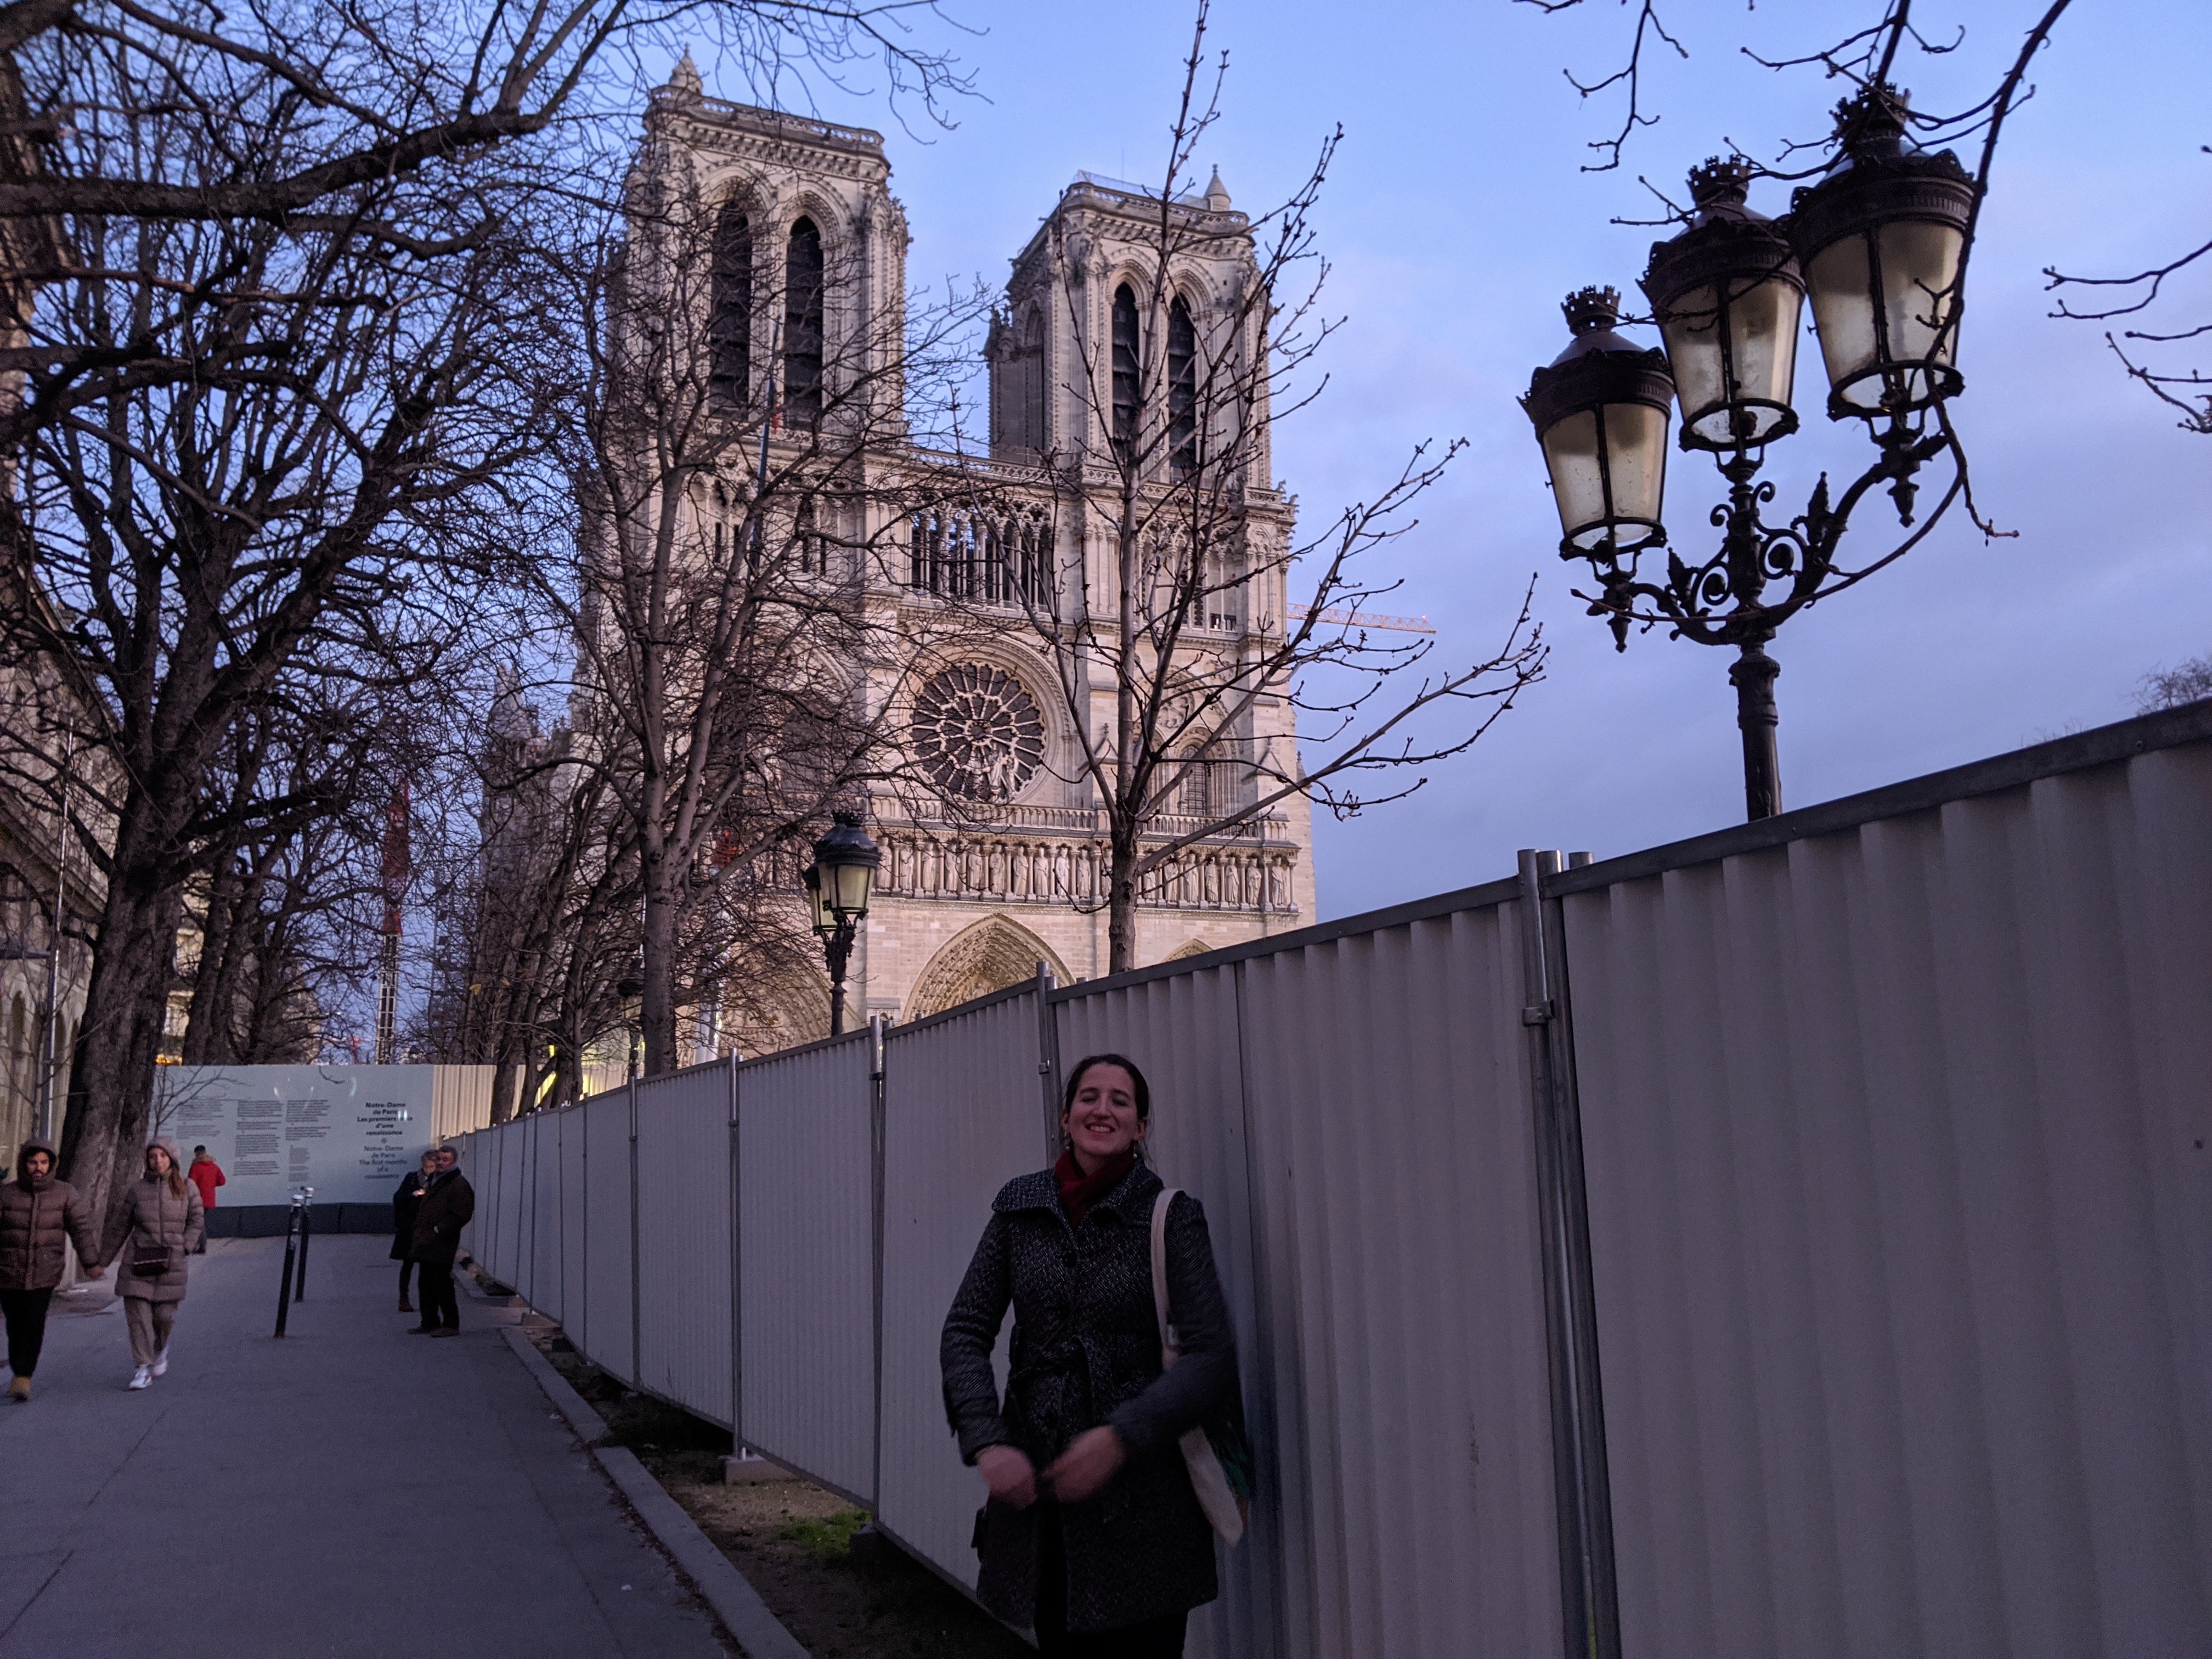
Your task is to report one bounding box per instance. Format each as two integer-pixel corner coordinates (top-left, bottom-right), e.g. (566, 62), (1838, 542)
(392, 1150), (437, 1313)
(104, 1138), (204, 1391)
(187, 1146), (224, 1252)
(0, 1138), (105, 1402)
(408, 1144), (473, 1338)
(941, 1055), (1239, 1657)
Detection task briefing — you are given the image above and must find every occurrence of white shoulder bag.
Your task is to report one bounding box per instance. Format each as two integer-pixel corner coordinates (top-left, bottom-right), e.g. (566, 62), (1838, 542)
(1150, 1188), (1245, 1546)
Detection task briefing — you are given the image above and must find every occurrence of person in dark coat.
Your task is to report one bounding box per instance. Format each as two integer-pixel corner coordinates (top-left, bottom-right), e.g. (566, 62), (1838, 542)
(391, 1149), (437, 1313)
(408, 1145), (473, 1337)
(0, 1138), (105, 1401)
(941, 1054), (1237, 1657)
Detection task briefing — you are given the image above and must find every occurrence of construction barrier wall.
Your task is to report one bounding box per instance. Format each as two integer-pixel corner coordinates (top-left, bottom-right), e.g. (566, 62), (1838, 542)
(456, 705), (2212, 1658)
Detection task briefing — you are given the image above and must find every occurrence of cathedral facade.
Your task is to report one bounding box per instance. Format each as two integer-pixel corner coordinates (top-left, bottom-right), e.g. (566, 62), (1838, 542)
(640, 63), (1316, 1046)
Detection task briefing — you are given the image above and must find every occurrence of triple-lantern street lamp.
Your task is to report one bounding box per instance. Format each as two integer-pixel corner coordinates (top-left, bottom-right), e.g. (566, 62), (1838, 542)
(1523, 83), (1978, 820)
(805, 811), (880, 1036)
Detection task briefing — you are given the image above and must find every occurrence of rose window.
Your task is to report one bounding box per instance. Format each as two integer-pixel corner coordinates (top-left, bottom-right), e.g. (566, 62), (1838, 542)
(912, 664), (1046, 801)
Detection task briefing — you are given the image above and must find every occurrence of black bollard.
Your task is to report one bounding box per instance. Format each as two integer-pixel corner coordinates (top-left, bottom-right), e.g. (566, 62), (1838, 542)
(294, 1199), (312, 1302)
(273, 1203), (302, 1337)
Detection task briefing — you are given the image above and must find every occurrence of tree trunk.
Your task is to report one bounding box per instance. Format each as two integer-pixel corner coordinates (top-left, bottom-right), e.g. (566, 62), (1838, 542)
(58, 870), (185, 1249)
(1107, 831), (1140, 975)
(178, 854), (242, 1063)
(488, 1040), (520, 1125)
(640, 843), (678, 1076)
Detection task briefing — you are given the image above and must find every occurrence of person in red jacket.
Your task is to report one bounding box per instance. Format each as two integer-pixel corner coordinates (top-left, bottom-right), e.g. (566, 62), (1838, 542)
(186, 1148), (224, 1252)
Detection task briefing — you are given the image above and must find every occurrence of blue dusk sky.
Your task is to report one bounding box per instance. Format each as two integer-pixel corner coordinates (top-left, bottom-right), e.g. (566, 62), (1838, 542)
(686, 0), (2212, 922)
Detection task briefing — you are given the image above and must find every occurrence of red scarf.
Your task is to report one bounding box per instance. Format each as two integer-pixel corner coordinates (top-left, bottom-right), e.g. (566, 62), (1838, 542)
(1055, 1147), (1136, 1228)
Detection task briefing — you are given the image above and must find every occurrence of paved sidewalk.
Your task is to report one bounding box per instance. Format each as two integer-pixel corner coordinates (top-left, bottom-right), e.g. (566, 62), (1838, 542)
(0, 1232), (730, 1659)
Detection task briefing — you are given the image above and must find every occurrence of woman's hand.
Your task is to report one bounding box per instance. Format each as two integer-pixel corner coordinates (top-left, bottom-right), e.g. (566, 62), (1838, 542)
(975, 1443), (1038, 1508)
(1043, 1427), (1125, 1504)
(84, 1263), (105, 1280)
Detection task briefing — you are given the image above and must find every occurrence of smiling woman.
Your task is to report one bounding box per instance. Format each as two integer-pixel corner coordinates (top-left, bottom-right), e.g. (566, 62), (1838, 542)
(939, 1053), (1239, 1656)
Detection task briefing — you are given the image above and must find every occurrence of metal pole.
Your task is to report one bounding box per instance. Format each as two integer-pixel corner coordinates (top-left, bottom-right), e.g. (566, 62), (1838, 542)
(1730, 640), (1782, 821)
(1033, 962), (1062, 1162)
(294, 1190), (313, 1301)
(36, 732), (71, 1142)
(273, 1201), (302, 1336)
(1517, 849), (1620, 1659)
(825, 920), (854, 1037)
(628, 1069), (641, 1385)
(727, 1049), (743, 1450)
(868, 1014), (887, 1508)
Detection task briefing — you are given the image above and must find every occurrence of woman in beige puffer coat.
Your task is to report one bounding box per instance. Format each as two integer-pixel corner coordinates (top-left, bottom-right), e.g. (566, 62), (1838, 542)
(103, 1138), (203, 1390)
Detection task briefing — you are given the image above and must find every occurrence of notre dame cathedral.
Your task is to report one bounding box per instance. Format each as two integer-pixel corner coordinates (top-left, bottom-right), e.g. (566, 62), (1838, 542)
(637, 57), (1315, 1046)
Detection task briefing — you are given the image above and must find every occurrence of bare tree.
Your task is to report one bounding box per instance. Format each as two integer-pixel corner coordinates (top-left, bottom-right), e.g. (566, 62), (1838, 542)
(2136, 653), (2212, 714)
(950, 3), (1544, 973)
(0, 1), (970, 430)
(516, 98), (990, 1073)
(0, 131), (540, 1229)
(0, 3), (975, 1228)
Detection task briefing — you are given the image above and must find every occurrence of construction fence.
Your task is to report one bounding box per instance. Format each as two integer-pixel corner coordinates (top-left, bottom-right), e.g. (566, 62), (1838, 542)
(456, 703), (2212, 1659)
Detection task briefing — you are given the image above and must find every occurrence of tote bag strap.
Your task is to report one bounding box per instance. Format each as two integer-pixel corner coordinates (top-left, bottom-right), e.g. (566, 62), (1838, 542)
(1150, 1187), (1181, 1365)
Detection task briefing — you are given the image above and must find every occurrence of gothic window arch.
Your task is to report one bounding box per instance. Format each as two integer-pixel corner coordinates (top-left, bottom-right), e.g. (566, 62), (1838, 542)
(906, 916), (1070, 1022)
(784, 216), (825, 427)
(1168, 293), (1197, 478)
(1022, 308), (1046, 454)
(1110, 282), (1139, 460)
(708, 202), (753, 410)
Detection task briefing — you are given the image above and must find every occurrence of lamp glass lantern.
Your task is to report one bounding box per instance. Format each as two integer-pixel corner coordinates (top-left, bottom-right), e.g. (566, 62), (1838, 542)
(806, 811), (879, 934)
(1522, 286), (1677, 556)
(1787, 85), (1977, 421)
(1643, 159), (1804, 452)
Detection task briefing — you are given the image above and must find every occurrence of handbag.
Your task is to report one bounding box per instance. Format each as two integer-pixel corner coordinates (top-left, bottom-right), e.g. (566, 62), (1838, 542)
(129, 1237), (171, 1277)
(1149, 1188), (1252, 1545)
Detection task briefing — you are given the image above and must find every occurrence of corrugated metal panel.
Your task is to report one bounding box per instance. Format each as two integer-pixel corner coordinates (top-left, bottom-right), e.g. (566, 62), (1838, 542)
(877, 987), (1049, 1585)
(1231, 906), (1564, 1659)
(738, 1034), (877, 1499)
(498, 1118), (528, 1286)
(531, 1110), (566, 1324)
(582, 1090), (636, 1384)
(1564, 748), (2212, 1657)
(561, 1104), (590, 1357)
(1054, 965), (1283, 1659)
(431, 1064), (496, 1139)
(635, 1061), (735, 1428)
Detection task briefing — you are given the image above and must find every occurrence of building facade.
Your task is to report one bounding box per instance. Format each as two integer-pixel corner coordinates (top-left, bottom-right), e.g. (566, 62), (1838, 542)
(638, 64), (1316, 1046)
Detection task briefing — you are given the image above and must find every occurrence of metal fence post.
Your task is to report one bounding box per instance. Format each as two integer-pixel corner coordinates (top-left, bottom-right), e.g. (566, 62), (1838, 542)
(727, 1050), (743, 1447)
(869, 1014), (888, 1509)
(1034, 962), (1062, 1162)
(629, 1071), (641, 1385)
(1517, 848), (1620, 1659)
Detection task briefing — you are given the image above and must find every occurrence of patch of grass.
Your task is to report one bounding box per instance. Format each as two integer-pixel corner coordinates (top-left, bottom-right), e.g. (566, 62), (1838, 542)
(777, 1508), (871, 1560)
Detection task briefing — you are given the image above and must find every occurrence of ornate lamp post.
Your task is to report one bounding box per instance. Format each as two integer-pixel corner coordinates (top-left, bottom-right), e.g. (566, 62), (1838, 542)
(804, 811), (879, 1036)
(1523, 85), (1978, 820)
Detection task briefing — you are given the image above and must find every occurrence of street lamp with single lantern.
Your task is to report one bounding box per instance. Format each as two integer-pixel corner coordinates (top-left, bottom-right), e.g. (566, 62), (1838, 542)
(804, 811), (879, 1036)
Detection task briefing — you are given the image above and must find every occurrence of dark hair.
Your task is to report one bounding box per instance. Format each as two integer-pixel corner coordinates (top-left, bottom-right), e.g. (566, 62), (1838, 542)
(1062, 1053), (1150, 1123)
(192, 1145), (207, 1155)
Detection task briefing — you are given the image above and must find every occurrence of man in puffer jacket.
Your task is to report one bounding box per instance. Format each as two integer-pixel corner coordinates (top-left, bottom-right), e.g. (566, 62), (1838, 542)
(0, 1138), (105, 1401)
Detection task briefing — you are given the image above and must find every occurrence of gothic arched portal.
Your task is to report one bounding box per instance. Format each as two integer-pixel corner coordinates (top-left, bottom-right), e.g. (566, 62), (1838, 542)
(905, 915), (1071, 1022)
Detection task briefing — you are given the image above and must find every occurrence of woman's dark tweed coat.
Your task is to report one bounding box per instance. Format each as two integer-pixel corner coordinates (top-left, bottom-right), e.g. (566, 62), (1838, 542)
(940, 1158), (1237, 1634)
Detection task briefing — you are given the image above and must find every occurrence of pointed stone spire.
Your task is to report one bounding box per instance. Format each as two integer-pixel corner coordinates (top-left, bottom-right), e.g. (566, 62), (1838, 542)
(668, 48), (703, 100)
(1204, 167), (1232, 211)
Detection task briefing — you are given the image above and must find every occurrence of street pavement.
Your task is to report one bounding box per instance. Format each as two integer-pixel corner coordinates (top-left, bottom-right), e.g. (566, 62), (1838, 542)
(0, 1231), (730, 1658)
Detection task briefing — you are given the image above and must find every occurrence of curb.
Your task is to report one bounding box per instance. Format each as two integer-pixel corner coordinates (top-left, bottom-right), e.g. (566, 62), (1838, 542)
(501, 1327), (809, 1659)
